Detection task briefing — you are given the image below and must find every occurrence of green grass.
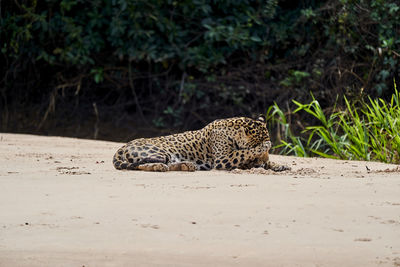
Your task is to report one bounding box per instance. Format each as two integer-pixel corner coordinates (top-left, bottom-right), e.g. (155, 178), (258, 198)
(267, 83), (400, 164)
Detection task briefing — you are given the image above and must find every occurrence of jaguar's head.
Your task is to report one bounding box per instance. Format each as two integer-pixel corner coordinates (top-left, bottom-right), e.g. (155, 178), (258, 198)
(242, 115), (271, 149)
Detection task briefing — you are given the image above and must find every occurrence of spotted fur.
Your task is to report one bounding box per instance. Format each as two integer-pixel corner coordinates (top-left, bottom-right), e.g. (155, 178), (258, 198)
(113, 116), (284, 172)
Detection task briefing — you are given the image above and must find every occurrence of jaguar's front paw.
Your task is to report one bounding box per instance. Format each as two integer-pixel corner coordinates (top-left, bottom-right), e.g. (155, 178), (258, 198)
(265, 161), (291, 172)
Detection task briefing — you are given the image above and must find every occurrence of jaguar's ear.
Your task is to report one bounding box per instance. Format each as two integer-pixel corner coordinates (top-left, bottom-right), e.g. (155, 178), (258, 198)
(256, 114), (266, 123)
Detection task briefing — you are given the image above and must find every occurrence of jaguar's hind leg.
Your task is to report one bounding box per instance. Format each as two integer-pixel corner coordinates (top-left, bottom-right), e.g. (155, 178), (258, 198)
(137, 163), (169, 172)
(168, 162), (197, 172)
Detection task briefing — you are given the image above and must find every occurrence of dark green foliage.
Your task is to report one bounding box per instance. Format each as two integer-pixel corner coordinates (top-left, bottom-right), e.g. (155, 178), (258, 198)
(2, 0), (278, 70)
(1, 0), (399, 140)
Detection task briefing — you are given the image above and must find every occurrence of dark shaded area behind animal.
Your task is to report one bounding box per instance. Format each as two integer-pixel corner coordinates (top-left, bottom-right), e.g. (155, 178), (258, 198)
(1, 0), (399, 142)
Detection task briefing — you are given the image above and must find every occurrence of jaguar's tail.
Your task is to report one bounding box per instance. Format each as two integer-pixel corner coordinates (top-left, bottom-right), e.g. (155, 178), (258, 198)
(112, 147), (140, 170)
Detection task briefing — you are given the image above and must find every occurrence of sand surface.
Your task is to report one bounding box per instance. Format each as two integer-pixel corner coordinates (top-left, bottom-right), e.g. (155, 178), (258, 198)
(0, 133), (399, 267)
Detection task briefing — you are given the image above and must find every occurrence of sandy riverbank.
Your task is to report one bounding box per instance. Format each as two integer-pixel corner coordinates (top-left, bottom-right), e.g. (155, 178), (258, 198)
(0, 133), (399, 266)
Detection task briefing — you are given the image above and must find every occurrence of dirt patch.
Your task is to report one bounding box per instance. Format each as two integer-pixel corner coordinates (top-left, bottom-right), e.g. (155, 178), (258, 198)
(56, 166), (91, 175)
(231, 165), (321, 178)
(372, 166), (400, 173)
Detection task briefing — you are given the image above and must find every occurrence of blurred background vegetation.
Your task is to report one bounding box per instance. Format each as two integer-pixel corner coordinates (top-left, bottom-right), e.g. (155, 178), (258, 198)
(1, 0), (399, 161)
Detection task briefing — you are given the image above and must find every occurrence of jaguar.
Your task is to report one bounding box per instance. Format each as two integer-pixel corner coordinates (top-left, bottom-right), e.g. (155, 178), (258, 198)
(113, 116), (288, 172)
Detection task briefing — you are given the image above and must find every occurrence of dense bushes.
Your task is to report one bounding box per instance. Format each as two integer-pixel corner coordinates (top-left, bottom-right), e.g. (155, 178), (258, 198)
(1, 0), (399, 140)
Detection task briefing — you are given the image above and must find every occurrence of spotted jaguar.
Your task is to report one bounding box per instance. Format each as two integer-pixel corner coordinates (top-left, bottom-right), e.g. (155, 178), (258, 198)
(113, 116), (288, 172)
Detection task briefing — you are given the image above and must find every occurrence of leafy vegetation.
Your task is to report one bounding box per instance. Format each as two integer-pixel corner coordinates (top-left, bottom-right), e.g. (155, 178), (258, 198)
(268, 82), (400, 164)
(1, 0), (399, 144)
